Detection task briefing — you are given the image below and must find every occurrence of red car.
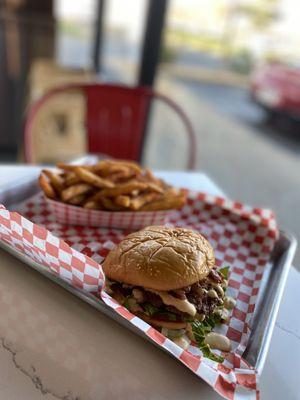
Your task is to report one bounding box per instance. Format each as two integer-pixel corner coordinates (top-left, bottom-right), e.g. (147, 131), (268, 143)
(250, 63), (300, 119)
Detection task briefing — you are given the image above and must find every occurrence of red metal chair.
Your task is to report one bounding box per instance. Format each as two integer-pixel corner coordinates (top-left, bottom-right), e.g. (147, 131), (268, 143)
(24, 83), (197, 169)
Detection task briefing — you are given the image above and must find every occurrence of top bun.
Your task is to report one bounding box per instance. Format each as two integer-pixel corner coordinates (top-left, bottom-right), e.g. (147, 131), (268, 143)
(102, 226), (215, 291)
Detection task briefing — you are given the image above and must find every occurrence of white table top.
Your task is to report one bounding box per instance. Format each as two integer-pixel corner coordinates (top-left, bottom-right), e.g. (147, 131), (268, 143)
(0, 165), (299, 400)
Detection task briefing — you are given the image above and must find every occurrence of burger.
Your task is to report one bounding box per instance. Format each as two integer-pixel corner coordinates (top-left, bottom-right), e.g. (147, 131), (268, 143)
(103, 226), (235, 360)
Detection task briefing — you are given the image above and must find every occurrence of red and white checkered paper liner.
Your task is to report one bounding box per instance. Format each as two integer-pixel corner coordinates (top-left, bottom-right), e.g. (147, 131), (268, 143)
(0, 191), (279, 400)
(47, 197), (173, 229)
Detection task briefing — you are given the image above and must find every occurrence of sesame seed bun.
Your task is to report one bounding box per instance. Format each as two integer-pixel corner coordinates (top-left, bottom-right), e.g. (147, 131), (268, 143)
(102, 226), (215, 291)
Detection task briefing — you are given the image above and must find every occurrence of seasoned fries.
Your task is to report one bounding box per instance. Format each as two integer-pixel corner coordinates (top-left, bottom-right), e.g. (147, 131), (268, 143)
(65, 172), (81, 186)
(68, 194), (87, 205)
(61, 184), (93, 202)
(99, 181), (148, 197)
(115, 195), (131, 208)
(42, 170), (64, 193)
(101, 196), (123, 211)
(39, 173), (56, 199)
(73, 167), (115, 189)
(39, 160), (186, 212)
(129, 192), (158, 210)
(140, 193), (186, 211)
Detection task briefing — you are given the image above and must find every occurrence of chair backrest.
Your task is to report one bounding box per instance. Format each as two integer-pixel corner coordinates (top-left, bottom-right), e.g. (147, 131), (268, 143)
(24, 83), (196, 169)
(85, 85), (150, 161)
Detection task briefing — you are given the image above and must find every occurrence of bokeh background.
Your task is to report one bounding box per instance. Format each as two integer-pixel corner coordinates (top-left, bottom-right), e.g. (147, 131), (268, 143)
(0, 0), (299, 264)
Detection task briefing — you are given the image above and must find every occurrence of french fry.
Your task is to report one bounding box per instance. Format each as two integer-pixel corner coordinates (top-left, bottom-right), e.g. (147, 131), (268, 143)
(83, 200), (102, 210)
(145, 168), (155, 180)
(39, 173), (57, 199)
(56, 163), (94, 172)
(140, 192), (186, 211)
(100, 181), (148, 197)
(144, 168), (163, 185)
(42, 170), (65, 194)
(129, 192), (159, 210)
(74, 167), (115, 189)
(90, 161), (121, 175)
(93, 159), (142, 175)
(61, 184), (93, 202)
(83, 190), (103, 202)
(113, 159), (142, 172)
(100, 197), (124, 211)
(146, 182), (164, 194)
(109, 168), (137, 182)
(65, 172), (81, 186)
(116, 160), (142, 173)
(97, 164), (129, 177)
(115, 195), (131, 208)
(82, 190), (108, 209)
(41, 159), (187, 213)
(56, 163), (79, 171)
(133, 175), (164, 193)
(68, 194), (87, 205)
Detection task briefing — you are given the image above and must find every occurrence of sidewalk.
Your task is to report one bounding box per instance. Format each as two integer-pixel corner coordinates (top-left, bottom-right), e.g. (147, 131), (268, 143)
(104, 59), (249, 88)
(160, 63), (249, 88)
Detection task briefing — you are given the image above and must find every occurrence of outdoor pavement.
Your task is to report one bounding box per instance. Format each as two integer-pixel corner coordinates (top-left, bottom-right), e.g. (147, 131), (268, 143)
(144, 77), (300, 267)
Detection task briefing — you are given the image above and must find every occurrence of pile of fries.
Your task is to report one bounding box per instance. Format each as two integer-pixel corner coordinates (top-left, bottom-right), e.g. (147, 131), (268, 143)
(39, 160), (186, 212)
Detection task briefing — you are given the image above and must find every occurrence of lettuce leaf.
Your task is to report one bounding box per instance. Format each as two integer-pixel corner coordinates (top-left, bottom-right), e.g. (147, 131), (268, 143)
(182, 315), (195, 323)
(157, 312), (177, 321)
(143, 303), (160, 316)
(204, 312), (222, 329)
(201, 344), (224, 363)
(191, 319), (224, 363)
(124, 297), (130, 309)
(143, 303), (178, 321)
(218, 266), (230, 280)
